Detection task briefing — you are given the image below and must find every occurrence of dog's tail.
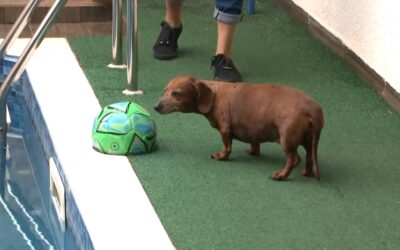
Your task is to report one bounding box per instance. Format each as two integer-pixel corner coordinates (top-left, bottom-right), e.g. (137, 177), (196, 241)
(309, 104), (324, 181)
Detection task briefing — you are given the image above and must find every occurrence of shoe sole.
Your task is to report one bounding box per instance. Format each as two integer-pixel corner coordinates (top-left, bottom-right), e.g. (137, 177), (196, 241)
(153, 52), (177, 60)
(214, 76), (242, 83)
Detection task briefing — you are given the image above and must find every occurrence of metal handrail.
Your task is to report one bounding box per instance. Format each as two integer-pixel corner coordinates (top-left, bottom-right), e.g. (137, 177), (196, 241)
(0, 0), (41, 58)
(110, 0), (123, 66)
(125, 0), (140, 94)
(110, 0), (142, 95)
(0, 0), (68, 196)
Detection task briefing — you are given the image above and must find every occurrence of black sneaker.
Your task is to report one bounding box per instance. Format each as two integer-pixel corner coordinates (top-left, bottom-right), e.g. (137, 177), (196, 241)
(153, 21), (182, 60)
(211, 54), (242, 82)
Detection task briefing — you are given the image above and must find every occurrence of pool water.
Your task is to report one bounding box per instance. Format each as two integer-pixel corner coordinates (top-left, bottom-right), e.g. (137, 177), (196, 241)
(0, 59), (77, 249)
(1, 133), (55, 250)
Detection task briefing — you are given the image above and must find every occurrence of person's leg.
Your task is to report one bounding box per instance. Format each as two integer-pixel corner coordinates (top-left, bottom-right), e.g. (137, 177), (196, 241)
(153, 0), (184, 60)
(165, 0), (182, 28)
(212, 0), (244, 82)
(215, 21), (235, 57)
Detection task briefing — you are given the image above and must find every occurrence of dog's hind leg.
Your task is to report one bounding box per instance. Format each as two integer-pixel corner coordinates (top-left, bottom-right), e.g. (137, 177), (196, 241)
(270, 121), (303, 180)
(302, 153), (315, 178)
(301, 118), (321, 180)
(301, 138), (314, 177)
(270, 148), (298, 181)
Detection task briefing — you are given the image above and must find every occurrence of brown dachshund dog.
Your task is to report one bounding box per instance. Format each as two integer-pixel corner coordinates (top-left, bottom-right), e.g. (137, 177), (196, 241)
(154, 76), (324, 181)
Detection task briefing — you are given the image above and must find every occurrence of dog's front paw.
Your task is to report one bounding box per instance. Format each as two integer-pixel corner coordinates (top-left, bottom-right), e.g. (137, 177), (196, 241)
(270, 171), (287, 181)
(211, 151), (228, 161)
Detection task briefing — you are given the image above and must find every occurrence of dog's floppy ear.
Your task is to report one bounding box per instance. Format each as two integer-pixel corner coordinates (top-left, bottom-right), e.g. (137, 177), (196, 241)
(195, 81), (214, 114)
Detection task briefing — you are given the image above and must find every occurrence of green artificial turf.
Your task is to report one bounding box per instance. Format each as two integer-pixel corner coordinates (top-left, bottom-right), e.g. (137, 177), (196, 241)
(68, 0), (400, 249)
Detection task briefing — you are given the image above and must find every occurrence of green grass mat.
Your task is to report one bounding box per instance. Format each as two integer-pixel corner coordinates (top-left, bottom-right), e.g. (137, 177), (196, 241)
(68, 1), (400, 249)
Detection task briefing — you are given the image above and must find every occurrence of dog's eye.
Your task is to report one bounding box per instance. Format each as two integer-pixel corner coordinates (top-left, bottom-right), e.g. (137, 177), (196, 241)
(171, 90), (181, 97)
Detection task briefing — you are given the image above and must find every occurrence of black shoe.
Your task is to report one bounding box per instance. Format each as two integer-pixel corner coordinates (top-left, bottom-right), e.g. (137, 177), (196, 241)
(153, 21), (182, 60)
(211, 54), (242, 82)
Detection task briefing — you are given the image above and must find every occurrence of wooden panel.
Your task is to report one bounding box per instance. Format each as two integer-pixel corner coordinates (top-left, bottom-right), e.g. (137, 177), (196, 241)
(30, 23), (60, 37)
(1, 8), (111, 24)
(0, 23), (32, 38)
(84, 21), (112, 35)
(0, 8), (5, 23)
(4, 7), (23, 24)
(0, 0), (112, 8)
(29, 7), (49, 24)
(79, 6), (112, 22)
(0, 21), (112, 38)
(57, 8), (81, 23)
(0, 24), (11, 37)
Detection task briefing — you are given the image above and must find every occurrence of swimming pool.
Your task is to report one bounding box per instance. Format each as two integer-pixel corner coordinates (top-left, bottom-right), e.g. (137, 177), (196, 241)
(0, 57), (78, 249)
(0, 38), (173, 249)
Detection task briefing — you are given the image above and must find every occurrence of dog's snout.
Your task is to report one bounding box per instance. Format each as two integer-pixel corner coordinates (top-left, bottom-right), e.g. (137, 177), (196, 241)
(154, 101), (163, 113)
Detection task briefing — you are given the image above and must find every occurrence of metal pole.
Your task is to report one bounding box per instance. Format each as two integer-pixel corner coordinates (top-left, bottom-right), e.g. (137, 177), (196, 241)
(108, 0), (125, 68)
(123, 0), (142, 95)
(247, 0), (255, 15)
(0, 98), (6, 198)
(0, 0), (68, 190)
(0, 0), (41, 58)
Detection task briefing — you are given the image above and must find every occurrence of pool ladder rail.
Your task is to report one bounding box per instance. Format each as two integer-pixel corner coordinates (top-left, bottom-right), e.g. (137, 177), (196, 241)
(0, 0), (68, 197)
(109, 0), (142, 95)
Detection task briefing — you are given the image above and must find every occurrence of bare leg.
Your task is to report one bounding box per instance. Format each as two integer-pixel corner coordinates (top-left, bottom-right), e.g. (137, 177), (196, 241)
(165, 0), (182, 27)
(215, 21), (237, 57)
(212, 129), (232, 160)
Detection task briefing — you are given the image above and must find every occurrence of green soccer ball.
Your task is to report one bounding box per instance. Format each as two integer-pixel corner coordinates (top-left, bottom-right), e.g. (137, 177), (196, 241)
(92, 101), (157, 155)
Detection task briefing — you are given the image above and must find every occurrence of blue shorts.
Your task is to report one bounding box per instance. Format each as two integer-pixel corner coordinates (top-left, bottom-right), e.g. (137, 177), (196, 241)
(168, 0), (243, 24)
